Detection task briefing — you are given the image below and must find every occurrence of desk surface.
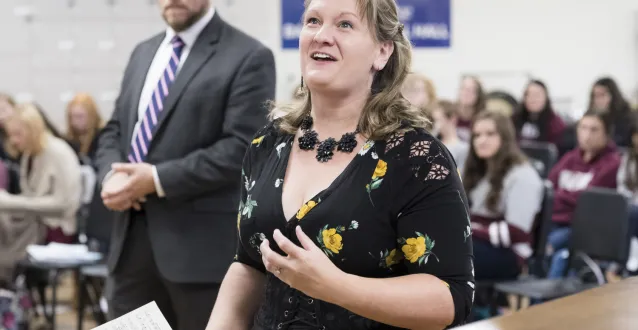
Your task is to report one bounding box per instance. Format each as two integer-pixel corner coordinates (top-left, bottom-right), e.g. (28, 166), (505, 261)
(457, 277), (638, 330)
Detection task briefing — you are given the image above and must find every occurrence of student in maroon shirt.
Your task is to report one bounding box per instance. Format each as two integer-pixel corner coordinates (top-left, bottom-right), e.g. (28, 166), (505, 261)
(512, 80), (566, 147)
(456, 76), (486, 142)
(546, 109), (621, 278)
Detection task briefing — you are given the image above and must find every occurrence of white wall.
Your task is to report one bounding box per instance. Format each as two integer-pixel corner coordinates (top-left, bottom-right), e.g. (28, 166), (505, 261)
(241, 0), (638, 116)
(228, 0), (638, 116)
(0, 0), (636, 128)
(0, 0), (167, 126)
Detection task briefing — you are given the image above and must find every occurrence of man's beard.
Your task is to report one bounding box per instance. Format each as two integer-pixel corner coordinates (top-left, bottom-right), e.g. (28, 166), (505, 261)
(164, 7), (207, 32)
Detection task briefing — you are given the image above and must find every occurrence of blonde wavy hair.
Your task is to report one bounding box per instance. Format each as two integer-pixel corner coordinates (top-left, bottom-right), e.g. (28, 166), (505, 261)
(270, 0), (431, 140)
(5, 103), (50, 155)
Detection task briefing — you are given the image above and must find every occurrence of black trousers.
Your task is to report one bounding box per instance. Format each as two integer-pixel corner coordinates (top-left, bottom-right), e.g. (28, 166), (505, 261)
(105, 211), (220, 330)
(473, 239), (520, 281)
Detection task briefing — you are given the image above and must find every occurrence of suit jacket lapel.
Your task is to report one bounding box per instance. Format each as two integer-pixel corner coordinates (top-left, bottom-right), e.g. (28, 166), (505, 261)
(151, 15), (223, 144)
(126, 34), (165, 150)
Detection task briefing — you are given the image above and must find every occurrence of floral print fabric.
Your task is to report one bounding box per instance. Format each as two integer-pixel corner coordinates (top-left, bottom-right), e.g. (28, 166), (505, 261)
(235, 121), (475, 329)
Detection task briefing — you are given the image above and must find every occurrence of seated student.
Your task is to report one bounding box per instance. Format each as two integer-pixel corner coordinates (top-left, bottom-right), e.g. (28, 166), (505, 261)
(615, 118), (638, 275)
(589, 77), (633, 147)
(463, 111), (544, 281)
(0, 93), (21, 194)
(431, 100), (470, 172)
(512, 80), (566, 147)
(617, 118), (638, 204)
(0, 103), (82, 245)
(64, 93), (104, 166)
(547, 109), (621, 278)
(401, 72), (438, 117)
(558, 77), (634, 156)
(455, 76), (486, 142)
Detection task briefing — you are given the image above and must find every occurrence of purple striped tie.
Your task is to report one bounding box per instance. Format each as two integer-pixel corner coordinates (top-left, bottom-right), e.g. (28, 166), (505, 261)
(129, 36), (185, 163)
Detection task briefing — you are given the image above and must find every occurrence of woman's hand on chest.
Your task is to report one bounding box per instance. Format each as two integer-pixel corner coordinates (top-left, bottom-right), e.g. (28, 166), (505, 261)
(259, 226), (347, 303)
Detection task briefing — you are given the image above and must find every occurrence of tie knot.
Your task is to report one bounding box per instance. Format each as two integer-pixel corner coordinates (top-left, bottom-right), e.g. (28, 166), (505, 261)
(171, 36), (185, 49)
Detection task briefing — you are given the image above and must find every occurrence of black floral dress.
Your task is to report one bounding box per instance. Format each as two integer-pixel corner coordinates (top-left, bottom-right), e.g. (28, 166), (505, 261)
(235, 121), (475, 330)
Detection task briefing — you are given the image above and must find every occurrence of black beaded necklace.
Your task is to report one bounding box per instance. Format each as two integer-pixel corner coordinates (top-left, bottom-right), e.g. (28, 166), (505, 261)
(297, 115), (359, 163)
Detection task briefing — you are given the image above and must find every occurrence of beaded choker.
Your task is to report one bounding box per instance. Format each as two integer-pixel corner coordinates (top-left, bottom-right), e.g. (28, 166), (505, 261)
(297, 115), (359, 163)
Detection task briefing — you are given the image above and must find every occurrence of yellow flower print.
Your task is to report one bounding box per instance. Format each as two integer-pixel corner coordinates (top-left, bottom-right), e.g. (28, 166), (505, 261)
(372, 159), (388, 179)
(296, 200), (317, 220)
(316, 221), (358, 257)
(402, 236), (426, 263)
(366, 159), (388, 206)
(385, 248), (402, 267)
(369, 248), (403, 270)
(237, 211), (241, 231)
(322, 228), (343, 254)
(252, 135), (265, 145)
(398, 232), (439, 266)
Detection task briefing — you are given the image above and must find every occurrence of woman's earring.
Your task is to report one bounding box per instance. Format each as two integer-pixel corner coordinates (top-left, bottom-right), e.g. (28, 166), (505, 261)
(300, 77), (304, 88)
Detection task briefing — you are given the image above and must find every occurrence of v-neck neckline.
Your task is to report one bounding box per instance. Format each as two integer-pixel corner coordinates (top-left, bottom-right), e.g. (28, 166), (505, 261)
(277, 134), (370, 223)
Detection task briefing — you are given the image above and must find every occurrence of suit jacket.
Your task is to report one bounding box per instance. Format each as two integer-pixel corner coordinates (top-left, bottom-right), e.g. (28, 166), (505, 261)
(95, 14), (276, 284)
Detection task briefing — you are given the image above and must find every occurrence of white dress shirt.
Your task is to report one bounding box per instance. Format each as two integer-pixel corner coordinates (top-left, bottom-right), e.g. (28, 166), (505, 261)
(107, 7), (215, 198)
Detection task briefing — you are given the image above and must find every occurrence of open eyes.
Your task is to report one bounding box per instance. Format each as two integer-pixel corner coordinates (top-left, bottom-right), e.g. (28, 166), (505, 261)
(305, 17), (353, 29)
(339, 21), (353, 29)
(306, 17), (320, 25)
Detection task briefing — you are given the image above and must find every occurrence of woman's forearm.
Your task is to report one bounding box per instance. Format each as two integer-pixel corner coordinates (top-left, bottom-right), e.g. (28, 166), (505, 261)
(329, 273), (455, 330)
(206, 262), (266, 330)
(0, 193), (66, 217)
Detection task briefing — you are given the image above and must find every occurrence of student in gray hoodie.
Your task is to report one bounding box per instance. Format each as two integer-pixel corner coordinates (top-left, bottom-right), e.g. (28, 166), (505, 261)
(463, 111), (544, 281)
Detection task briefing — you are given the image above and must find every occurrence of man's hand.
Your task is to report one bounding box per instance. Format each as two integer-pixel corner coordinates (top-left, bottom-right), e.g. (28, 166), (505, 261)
(101, 172), (137, 211)
(102, 163), (156, 211)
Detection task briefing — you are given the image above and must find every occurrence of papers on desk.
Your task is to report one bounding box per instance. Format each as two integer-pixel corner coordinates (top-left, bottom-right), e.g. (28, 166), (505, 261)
(92, 301), (173, 330)
(26, 242), (102, 264)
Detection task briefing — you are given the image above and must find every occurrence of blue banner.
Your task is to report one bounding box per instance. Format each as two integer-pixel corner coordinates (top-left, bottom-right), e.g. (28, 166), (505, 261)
(399, 0), (451, 48)
(281, 0), (305, 49)
(280, 0), (451, 49)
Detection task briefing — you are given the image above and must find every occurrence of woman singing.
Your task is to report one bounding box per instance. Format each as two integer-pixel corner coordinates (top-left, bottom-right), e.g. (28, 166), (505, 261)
(207, 0), (474, 329)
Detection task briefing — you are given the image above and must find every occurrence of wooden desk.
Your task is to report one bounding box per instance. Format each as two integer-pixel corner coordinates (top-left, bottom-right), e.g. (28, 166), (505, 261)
(456, 277), (638, 330)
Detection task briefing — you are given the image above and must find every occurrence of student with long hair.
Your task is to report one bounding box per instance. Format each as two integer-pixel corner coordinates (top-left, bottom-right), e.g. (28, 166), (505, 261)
(512, 80), (566, 147)
(0, 103), (81, 281)
(65, 93), (104, 164)
(463, 111), (543, 281)
(455, 75), (486, 142)
(588, 77), (633, 147)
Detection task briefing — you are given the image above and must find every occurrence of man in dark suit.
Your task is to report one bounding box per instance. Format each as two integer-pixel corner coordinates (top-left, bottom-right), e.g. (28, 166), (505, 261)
(94, 0), (276, 329)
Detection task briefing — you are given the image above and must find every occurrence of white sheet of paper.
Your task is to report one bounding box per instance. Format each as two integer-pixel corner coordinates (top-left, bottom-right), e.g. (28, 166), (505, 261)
(92, 301), (172, 330)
